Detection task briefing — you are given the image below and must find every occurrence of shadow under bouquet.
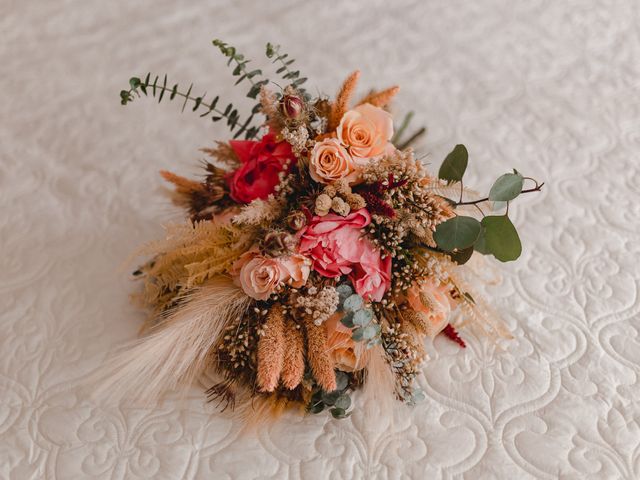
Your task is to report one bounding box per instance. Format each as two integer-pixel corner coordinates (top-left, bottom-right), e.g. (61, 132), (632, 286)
(106, 40), (543, 421)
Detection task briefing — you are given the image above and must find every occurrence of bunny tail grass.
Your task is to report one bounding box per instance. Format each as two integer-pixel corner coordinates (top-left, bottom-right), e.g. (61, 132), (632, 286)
(92, 276), (250, 405)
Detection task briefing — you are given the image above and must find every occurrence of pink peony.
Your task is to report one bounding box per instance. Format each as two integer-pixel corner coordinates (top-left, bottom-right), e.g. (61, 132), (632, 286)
(226, 133), (296, 204)
(298, 209), (391, 301)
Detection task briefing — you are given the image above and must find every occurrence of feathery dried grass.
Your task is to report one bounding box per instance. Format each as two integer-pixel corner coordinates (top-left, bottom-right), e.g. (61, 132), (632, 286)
(160, 170), (204, 210)
(280, 320), (305, 390)
(93, 277), (250, 405)
(357, 86), (400, 108)
(256, 305), (286, 392)
(328, 70), (360, 131)
(232, 196), (284, 226)
(361, 344), (396, 413)
(304, 317), (336, 391)
(259, 86), (281, 133)
(135, 221), (253, 312)
(201, 141), (239, 169)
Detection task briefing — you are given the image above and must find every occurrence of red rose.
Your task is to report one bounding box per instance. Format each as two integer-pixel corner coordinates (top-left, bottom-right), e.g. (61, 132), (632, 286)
(227, 133), (295, 203)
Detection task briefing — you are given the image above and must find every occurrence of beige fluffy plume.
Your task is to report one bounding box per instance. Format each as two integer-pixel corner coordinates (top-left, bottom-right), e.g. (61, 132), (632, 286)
(93, 276), (250, 404)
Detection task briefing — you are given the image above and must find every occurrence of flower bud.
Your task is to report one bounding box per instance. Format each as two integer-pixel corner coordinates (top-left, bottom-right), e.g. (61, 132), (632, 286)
(287, 211), (307, 231)
(280, 94), (305, 121)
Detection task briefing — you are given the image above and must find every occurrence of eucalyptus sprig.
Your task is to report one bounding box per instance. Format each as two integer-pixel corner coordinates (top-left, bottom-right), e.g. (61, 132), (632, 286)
(212, 38), (269, 112)
(119, 74), (260, 139)
(433, 144), (543, 263)
(265, 42), (308, 92)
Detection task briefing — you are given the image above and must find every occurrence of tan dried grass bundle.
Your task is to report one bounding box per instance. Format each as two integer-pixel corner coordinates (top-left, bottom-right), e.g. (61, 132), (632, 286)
(135, 221), (253, 311)
(256, 305), (286, 392)
(280, 320), (305, 390)
(357, 85), (400, 108)
(328, 70), (360, 131)
(304, 317), (337, 392)
(94, 277), (250, 405)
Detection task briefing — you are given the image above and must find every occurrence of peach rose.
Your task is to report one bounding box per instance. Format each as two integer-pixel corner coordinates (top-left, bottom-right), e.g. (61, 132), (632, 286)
(325, 313), (368, 372)
(234, 251), (311, 299)
(337, 103), (393, 163)
(277, 254), (311, 288)
(407, 279), (459, 337)
(309, 138), (355, 184)
(238, 256), (284, 301)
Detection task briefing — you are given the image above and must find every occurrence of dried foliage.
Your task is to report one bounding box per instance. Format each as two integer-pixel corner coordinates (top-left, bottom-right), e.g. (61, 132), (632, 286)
(357, 85), (400, 108)
(328, 70), (360, 131)
(304, 317), (337, 392)
(257, 305), (286, 392)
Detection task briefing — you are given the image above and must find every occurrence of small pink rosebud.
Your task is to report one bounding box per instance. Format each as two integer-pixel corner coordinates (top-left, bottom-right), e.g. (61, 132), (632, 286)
(280, 94), (305, 120)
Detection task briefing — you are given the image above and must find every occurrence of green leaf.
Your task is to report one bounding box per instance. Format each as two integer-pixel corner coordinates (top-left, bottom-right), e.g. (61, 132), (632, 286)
(438, 144), (468, 183)
(340, 312), (355, 328)
(335, 371), (349, 391)
(489, 172), (524, 201)
(480, 215), (522, 262)
(336, 284), (353, 303)
(352, 327), (365, 342)
(330, 407), (350, 419)
(334, 394), (351, 410)
(353, 309), (373, 326)
(343, 294), (364, 312)
(129, 77), (141, 89)
(308, 401), (325, 414)
(321, 390), (340, 406)
(433, 216), (481, 252)
(449, 246), (474, 265)
(474, 227), (490, 254)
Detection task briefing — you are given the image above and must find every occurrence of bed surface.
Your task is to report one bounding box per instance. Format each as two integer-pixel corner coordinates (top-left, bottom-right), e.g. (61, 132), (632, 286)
(1, 1), (639, 478)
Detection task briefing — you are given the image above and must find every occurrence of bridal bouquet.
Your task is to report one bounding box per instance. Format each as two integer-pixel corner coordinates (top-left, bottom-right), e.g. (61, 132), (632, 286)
(108, 40), (543, 420)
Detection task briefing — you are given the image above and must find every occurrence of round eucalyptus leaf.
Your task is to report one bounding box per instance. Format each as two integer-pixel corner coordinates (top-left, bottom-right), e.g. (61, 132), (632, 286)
(353, 308), (373, 326)
(412, 389), (426, 403)
(343, 294), (364, 312)
(351, 327), (365, 342)
(335, 371), (349, 391)
(321, 390), (340, 405)
(330, 407), (348, 419)
(308, 401), (325, 414)
(434, 216), (482, 252)
(336, 284), (353, 303)
(449, 246), (474, 265)
(438, 144), (468, 183)
(473, 227), (490, 254)
(481, 215), (522, 262)
(334, 394), (351, 410)
(362, 324), (378, 340)
(488, 173), (524, 201)
(340, 311), (355, 328)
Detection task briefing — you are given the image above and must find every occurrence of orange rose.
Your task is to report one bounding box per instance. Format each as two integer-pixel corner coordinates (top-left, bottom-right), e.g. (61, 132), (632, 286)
(325, 313), (368, 372)
(277, 253), (311, 288)
(407, 279), (458, 337)
(309, 138), (355, 184)
(337, 103), (393, 163)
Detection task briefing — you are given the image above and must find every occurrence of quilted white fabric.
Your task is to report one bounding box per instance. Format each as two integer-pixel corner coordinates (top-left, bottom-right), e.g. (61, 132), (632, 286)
(2, 0), (639, 478)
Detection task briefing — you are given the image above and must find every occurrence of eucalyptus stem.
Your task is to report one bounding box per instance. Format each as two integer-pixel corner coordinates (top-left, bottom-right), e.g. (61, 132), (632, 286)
(455, 182), (544, 206)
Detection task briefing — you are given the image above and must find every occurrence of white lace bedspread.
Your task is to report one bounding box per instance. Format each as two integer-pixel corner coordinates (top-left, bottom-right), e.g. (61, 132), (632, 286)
(2, 0), (639, 478)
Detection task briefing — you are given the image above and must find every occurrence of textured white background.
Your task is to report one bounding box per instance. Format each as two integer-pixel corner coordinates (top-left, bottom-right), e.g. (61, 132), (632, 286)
(1, 0), (639, 478)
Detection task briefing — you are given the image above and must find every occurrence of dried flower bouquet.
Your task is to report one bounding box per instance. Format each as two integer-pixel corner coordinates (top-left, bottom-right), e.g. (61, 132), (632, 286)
(105, 40), (543, 420)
